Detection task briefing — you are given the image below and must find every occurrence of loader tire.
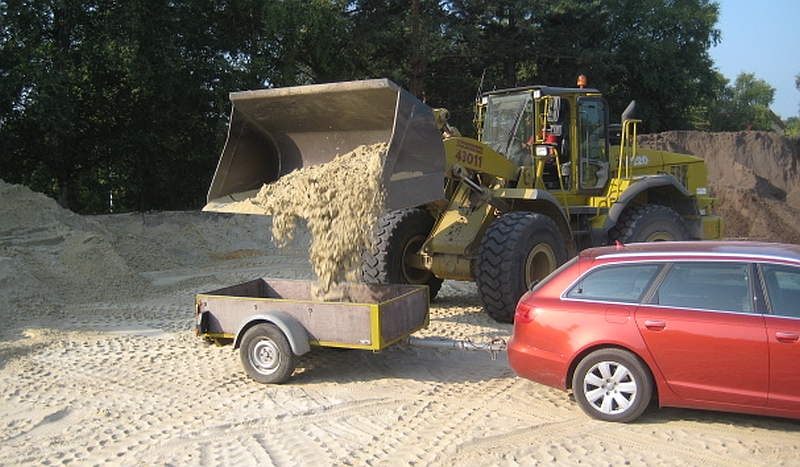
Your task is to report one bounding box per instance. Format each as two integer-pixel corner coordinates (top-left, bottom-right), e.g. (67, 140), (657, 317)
(361, 208), (443, 299)
(610, 204), (690, 244)
(476, 212), (567, 323)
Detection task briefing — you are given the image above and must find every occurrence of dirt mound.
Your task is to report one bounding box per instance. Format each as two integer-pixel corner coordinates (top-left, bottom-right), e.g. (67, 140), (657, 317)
(0, 181), (148, 308)
(639, 131), (800, 243)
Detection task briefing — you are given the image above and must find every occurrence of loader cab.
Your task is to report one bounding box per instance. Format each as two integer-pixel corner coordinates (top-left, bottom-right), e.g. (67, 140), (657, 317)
(479, 85), (609, 193)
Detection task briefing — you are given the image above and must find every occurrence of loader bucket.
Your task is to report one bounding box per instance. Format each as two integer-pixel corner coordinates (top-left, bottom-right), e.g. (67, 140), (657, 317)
(204, 79), (446, 213)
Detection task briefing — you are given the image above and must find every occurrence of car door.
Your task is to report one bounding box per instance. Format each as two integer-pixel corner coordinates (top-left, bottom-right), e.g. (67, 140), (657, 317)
(635, 261), (769, 407)
(760, 264), (800, 412)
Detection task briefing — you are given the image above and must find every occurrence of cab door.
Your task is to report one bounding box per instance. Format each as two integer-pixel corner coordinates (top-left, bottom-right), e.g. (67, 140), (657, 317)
(635, 262), (769, 407)
(576, 98), (609, 191)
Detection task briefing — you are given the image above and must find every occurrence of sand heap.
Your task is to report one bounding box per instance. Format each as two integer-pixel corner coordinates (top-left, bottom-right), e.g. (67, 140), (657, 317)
(639, 131), (800, 244)
(236, 143), (388, 298)
(0, 180), (149, 309)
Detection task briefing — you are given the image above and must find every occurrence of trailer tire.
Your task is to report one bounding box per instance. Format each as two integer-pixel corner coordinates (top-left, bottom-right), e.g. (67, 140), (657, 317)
(240, 323), (296, 384)
(610, 204), (690, 243)
(361, 208), (443, 299)
(476, 212), (567, 323)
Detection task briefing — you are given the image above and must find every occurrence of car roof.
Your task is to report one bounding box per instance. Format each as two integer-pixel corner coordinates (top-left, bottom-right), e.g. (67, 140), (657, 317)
(581, 241), (800, 265)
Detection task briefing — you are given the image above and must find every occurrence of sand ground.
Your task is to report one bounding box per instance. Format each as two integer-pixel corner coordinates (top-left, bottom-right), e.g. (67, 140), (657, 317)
(1, 189), (798, 466)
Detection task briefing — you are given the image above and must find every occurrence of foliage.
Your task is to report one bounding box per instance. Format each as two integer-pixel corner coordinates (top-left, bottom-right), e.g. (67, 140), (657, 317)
(786, 117), (799, 136)
(1, 0), (731, 213)
(709, 72), (776, 131)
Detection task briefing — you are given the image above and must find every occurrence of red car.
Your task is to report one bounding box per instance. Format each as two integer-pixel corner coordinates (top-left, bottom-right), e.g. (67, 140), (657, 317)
(508, 241), (800, 422)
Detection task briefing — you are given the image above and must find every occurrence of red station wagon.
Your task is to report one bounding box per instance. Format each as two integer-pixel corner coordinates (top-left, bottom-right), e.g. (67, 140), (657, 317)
(508, 241), (800, 422)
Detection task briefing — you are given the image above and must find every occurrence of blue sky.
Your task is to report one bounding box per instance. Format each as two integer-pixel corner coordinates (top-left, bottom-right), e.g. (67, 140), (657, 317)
(710, 1), (800, 119)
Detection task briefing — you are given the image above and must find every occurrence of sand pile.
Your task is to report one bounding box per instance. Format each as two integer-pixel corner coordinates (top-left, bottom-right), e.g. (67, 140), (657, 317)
(639, 131), (800, 243)
(0, 181), (150, 308)
(2, 133), (800, 466)
(232, 143), (388, 298)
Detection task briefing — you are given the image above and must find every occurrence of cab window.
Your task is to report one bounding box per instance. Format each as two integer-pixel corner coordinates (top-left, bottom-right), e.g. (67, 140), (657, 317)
(577, 98), (609, 190)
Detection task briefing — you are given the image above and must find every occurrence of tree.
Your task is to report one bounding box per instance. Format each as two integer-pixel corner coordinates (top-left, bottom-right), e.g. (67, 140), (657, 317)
(785, 73), (800, 135)
(709, 72), (776, 131)
(1, 0), (730, 212)
(0, 1), (230, 212)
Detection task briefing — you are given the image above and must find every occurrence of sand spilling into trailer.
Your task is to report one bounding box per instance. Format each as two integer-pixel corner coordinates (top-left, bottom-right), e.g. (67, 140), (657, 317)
(234, 143), (387, 299)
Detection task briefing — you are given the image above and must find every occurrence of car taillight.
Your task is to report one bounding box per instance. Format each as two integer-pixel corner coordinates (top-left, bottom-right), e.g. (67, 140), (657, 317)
(515, 301), (536, 324)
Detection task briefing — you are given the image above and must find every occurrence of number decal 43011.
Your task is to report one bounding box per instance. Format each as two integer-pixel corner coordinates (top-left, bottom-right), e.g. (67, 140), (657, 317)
(455, 150), (483, 168)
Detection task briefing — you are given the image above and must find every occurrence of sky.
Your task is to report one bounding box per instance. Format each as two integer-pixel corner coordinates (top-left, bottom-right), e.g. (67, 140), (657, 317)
(710, 0), (800, 119)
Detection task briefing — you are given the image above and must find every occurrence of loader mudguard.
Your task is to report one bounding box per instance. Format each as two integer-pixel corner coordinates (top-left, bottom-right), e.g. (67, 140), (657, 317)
(602, 174), (693, 231)
(234, 311), (312, 356)
(494, 187), (573, 250)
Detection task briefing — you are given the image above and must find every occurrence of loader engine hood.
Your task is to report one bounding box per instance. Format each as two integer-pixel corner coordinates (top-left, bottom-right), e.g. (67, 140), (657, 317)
(204, 79), (446, 213)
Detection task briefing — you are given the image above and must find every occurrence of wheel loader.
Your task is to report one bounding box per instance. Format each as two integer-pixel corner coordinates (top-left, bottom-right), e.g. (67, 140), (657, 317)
(204, 78), (723, 323)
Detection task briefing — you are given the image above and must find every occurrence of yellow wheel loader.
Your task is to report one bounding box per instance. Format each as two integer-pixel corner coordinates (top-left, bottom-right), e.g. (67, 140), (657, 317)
(204, 78), (723, 323)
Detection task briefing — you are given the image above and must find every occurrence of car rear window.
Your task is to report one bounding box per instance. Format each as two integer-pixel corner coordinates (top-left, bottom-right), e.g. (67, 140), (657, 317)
(761, 264), (800, 318)
(566, 263), (662, 303)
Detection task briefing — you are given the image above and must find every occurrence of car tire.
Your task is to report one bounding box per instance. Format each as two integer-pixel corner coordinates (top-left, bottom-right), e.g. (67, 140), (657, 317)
(572, 348), (653, 423)
(240, 323), (296, 384)
(361, 208), (443, 299)
(610, 204), (690, 243)
(476, 212), (567, 323)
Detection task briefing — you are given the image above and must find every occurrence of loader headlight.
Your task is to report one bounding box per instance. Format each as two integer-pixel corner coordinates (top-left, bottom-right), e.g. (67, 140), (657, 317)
(535, 145), (553, 158)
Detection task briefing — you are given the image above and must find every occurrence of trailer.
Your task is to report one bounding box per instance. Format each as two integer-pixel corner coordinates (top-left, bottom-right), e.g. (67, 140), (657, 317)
(195, 278), (431, 383)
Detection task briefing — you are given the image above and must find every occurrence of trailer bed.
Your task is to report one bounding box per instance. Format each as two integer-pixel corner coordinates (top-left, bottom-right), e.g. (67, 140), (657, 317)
(195, 278), (430, 351)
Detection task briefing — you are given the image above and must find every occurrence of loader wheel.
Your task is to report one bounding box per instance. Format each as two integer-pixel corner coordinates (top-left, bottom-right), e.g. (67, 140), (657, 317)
(361, 208), (443, 299)
(610, 204), (690, 244)
(476, 212), (567, 323)
(240, 323), (296, 384)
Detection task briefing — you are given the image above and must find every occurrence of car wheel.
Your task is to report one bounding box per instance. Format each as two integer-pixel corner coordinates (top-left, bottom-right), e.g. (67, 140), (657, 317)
(240, 323), (296, 384)
(572, 348), (653, 423)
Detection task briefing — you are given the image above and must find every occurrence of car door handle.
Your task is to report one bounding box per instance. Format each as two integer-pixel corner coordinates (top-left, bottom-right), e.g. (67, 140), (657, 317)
(775, 332), (799, 343)
(644, 320), (666, 331)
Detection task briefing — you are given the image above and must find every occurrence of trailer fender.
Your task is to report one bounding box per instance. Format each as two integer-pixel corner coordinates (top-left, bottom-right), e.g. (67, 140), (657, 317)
(603, 174), (693, 231)
(234, 311), (312, 356)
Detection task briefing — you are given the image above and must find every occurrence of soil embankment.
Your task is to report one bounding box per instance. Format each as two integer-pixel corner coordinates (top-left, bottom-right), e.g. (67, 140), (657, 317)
(639, 131), (800, 243)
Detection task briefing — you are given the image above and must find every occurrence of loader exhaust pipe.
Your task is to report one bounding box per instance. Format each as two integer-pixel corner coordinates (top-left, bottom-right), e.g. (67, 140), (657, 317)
(204, 79), (446, 213)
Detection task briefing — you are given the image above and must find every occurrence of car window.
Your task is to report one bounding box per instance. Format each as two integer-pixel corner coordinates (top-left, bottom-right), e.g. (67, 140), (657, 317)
(654, 262), (752, 313)
(566, 263), (662, 303)
(761, 264), (800, 318)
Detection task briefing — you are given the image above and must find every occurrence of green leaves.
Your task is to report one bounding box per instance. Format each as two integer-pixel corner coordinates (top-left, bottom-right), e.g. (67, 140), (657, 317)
(1, 0), (732, 213)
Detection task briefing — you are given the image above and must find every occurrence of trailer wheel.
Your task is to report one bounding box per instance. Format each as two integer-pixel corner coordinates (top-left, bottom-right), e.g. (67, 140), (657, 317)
(240, 323), (296, 384)
(610, 204), (690, 243)
(476, 212), (567, 323)
(361, 208), (443, 299)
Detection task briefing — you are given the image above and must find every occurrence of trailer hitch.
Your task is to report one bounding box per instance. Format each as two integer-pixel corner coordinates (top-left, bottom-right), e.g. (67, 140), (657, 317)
(404, 336), (507, 360)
